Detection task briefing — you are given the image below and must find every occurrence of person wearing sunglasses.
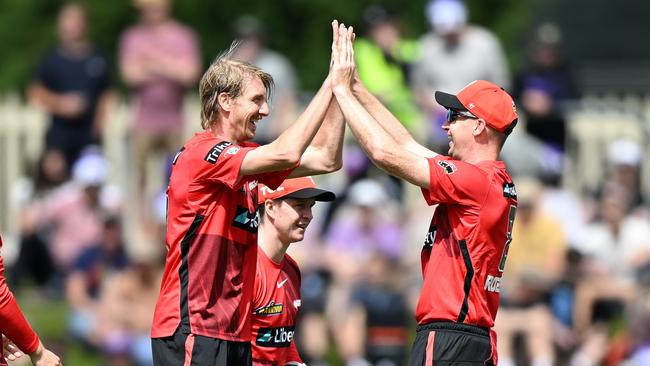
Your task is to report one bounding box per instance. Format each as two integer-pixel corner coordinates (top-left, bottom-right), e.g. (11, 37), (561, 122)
(330, 34), (519, 366)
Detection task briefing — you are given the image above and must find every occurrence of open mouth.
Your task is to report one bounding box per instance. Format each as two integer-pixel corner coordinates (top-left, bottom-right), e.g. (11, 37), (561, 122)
(249, 115), (262, 132)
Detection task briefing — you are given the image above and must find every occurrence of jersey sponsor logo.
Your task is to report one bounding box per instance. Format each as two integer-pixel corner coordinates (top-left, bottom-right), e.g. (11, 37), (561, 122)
(172, 147), (185, 165)
(503, 182), (517, 199)
(256, 326), (295, 348)
(204, 141), (232, 164)
(423, 224), (437, 248)
(226, 146), (240, 155)
(276, 278), (288, 288)
(232, 205), (260, 233)
(254, 301), (284, 316)
(437, 160), (457, 174)
(484, 275), (501, 293)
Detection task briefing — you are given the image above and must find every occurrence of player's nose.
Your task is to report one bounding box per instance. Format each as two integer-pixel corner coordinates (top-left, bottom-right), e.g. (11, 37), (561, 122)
(259, 101), (270, 116)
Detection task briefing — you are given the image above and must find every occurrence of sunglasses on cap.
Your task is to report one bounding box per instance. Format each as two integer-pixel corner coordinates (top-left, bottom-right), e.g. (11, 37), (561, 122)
(446, 109), (478, 123)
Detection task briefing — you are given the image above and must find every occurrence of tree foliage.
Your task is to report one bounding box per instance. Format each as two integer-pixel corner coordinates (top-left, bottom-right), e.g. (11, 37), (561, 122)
(0, 0), (536, 94)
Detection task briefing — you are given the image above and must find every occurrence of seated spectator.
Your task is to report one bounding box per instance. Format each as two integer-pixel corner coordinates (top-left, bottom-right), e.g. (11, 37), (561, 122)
(570, 181), (649, 365)
(606, 138), (644, 210)
(96, 246), (164, 366)
(13, 148), (118, 295)
(11, 148), (69, 290)
(324, 178), (403, 284)
(65, 216), (129, 350)
(338, 252), (410, 366)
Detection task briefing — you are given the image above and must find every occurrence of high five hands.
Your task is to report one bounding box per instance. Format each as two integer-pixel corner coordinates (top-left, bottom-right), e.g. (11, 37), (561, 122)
(329, 20), (356, 95)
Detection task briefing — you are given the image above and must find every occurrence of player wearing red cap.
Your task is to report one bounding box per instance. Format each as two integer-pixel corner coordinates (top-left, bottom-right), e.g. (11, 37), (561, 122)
(150, 22), (352, 366)
(330, 30), (518, 365)
(0, 237), (61, 366)
(251, 177), (335, 366)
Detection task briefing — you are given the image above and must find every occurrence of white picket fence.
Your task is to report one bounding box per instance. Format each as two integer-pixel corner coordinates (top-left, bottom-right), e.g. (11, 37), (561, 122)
(0, 94), (202, 261)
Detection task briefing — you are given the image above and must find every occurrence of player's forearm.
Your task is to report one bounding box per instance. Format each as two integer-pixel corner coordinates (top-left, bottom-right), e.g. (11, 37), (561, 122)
(352, 79), (416, 146)
(268, 77), (334, 163)
(0, 280), (39, 354)
(333, 88), (400, 172)
(27, 84), (61, 115)
(298, 99), (345, 174)
(92, 91), (115, 138)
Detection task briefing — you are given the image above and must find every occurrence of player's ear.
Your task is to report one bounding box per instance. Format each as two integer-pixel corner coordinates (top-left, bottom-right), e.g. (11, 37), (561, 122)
(264, 199), (277, 219)
(217, 92), (233, 112)
(473, 118), (487, 136)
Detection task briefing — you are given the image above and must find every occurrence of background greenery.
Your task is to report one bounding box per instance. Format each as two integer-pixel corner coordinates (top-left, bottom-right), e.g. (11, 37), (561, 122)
(3, 0), (649, 95)
(0, 0), (545, 95)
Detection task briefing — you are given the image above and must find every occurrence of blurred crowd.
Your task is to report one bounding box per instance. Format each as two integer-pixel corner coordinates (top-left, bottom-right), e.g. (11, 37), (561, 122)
(3, 0), (650, 365)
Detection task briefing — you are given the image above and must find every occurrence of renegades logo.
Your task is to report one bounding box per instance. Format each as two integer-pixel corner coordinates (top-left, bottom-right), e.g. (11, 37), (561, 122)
(256, 326), (295, 348)
(437, 160), (457, 174)
(204, 141), (232, 164)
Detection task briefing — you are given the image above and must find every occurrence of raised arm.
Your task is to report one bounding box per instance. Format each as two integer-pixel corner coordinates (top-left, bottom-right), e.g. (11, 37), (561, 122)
(351, 73), (437, 159)
(289, 95), (345, 177)
(330, 24), (431, 189)
(240, 21), (344, 175)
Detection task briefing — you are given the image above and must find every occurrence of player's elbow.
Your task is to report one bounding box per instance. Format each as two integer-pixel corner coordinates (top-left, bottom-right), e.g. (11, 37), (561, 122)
(319, 158), (342, 174)
(366, 142), (393, 168)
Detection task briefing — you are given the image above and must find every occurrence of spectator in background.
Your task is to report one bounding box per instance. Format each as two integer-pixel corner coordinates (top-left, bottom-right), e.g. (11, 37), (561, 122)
(11, 148), (69, 290)
(65, 217), (129, 352)
(324, 179), (403, 284)
(93, 244), (164, 366)
(495, 177), (566, 366)
(28, 2), (113, 170)
(412, 0), (510, 147)
(232, 15), (300, 145)
(570, 182), (650, 366)
(354, 6), (423, 137)
(606, 138), (644, 210)
(13, 148), (119, 293)
(119, 0), (201, 226)
(513, 23), (579, 152)
(338, 252), (411, 366)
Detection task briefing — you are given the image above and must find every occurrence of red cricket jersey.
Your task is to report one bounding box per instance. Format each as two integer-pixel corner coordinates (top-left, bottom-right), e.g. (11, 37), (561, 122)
(0, 237), (40, 359)
(417, 156), (517, 328)
(251, 250), (303, 366)
(151, 131), (292, 341)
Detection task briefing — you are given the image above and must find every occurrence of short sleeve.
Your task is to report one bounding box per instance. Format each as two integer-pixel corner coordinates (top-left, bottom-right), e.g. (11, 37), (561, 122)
(190, 141), (256, 191)
(420, 156), (489, 206)
(254, 167), (296, 190)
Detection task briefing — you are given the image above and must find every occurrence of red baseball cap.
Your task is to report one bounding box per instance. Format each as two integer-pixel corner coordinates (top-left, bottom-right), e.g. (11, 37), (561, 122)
(435, 80), (518, 134)
(258, 177), (336, 204)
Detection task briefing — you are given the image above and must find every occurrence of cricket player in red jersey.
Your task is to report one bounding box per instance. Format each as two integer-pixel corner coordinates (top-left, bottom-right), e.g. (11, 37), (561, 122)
(151, 23), (352, 366)
(0, 237), (61, 366)
(251, 177), (335, 366)
(330, 27), (518, 365)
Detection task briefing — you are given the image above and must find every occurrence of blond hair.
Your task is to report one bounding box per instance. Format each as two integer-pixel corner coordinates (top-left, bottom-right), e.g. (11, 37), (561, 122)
(199, 42), (274, 129)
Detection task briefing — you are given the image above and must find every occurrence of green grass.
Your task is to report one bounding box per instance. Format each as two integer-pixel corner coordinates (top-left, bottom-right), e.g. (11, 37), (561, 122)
(14, 288), (105, 366)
